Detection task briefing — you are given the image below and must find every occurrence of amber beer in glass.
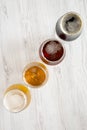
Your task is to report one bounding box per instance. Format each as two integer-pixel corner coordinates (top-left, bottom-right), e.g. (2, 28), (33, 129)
(23, 62), (48, 88)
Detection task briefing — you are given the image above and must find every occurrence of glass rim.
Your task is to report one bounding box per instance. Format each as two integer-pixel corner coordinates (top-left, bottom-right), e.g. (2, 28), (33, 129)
(23, 62), (49, 88)
(39, 39), (66, 65)
(3, 84), (31, 113)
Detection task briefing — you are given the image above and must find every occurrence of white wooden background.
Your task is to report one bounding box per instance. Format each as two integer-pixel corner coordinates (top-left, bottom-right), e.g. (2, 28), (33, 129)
(0, 0), (87, 130)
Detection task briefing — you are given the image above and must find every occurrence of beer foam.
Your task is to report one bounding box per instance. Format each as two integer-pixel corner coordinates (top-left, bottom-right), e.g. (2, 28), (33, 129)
(64, 16), (81, 34)
(3, 89), (27, 112)
(45, 42), (61, 54)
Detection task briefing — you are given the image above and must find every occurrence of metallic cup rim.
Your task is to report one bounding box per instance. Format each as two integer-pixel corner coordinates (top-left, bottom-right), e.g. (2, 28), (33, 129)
(60, 12), (83, 36)
(56, 12), (83, 41)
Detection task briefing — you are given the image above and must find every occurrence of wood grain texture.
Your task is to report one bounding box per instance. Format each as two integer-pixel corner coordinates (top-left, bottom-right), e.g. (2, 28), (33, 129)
(0, 0), (87, 130)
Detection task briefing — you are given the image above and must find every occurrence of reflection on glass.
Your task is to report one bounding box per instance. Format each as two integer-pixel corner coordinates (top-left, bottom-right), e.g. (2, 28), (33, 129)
(39, 39), (65, 65)
(3, 84), (31, 113)
(23, 62), (48, 88)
